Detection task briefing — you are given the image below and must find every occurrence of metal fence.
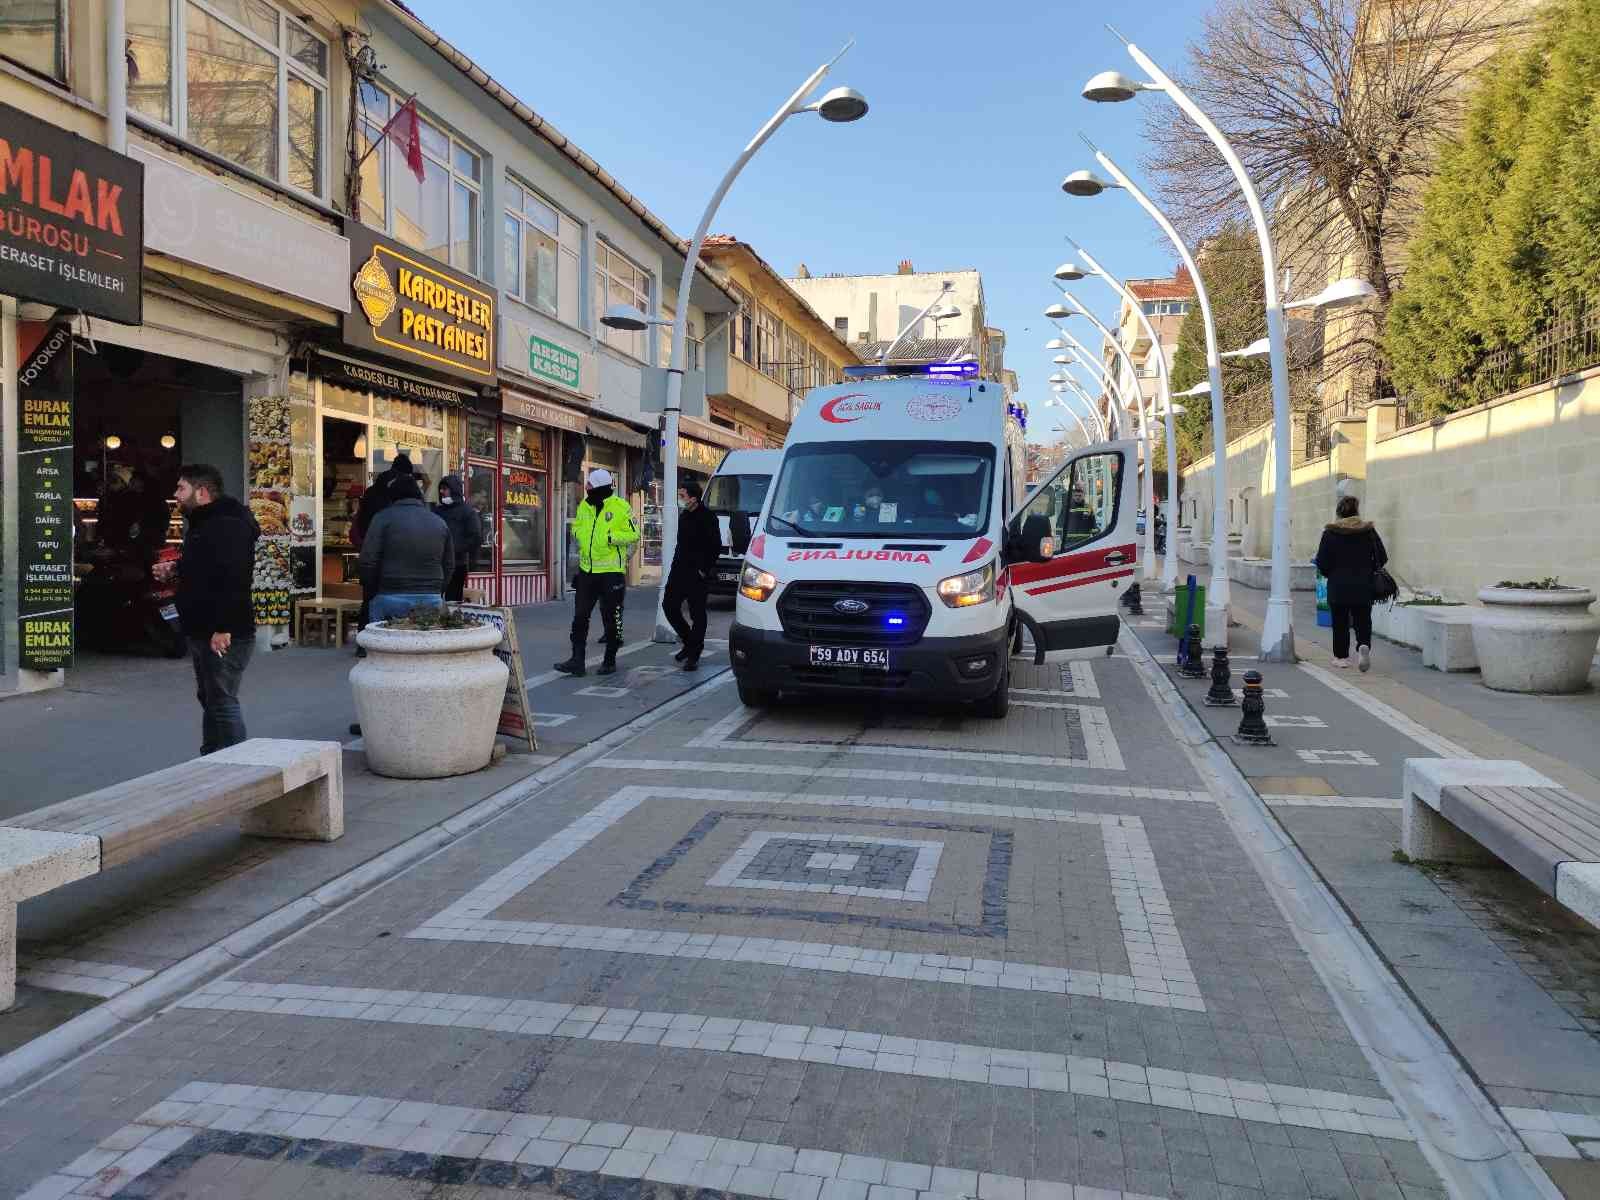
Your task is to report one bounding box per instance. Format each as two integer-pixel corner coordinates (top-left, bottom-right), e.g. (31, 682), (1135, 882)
(1396, 305), (1600, 429)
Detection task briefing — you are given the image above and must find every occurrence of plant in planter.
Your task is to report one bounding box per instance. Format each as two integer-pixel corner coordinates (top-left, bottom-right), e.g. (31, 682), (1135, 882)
(1472, 577), (1600, 694)
(350, 605), (509, 778)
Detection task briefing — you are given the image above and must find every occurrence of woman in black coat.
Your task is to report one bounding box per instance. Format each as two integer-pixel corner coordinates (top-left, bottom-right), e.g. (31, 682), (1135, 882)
(1313, 495), (1388, 672)
(433, 474), (484, 602)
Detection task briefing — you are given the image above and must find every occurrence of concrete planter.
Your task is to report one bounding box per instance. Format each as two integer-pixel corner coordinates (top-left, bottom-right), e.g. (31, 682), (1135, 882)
(351, 622), (508, 778)
(1471, 586), (1600, 694)
(1229, 557), (1317, 591)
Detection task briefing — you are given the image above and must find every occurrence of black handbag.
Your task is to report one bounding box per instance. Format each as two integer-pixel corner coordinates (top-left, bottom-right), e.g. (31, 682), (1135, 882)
(1371, 532), (1398, 602)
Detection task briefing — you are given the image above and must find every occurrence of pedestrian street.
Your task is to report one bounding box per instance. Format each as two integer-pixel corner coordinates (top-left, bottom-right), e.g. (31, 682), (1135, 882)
(4, 649), (1447, 1200)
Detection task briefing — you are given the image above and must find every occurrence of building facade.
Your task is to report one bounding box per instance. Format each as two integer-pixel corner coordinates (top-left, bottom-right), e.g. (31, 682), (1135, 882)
(1100, 266), (1194, 417)
(786, 262), (1006, 378)
(0, 0), (737, 698)
(696, 236), (860, 476)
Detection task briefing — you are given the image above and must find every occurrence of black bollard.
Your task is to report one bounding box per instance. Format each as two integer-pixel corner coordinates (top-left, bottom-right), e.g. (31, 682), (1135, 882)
(1179, 624), (1206, 677)
(1234, 670), (1275, 745)
(1123, 582), (1144, 616)
(1204, 647), (1236, 706)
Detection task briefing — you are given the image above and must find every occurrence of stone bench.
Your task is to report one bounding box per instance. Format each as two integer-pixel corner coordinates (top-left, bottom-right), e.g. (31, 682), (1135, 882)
(1402, 758), (1600, 929)
(1418, 607), (1478, 672)
(0, 739), (342, 1009)
(1229, 557), (1317, 591)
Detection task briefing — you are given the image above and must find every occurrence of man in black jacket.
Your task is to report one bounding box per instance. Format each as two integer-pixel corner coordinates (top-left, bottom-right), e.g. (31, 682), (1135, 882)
(352, 454), (413, 646)
(358, 475), (453, 622)
(433, 474), (483, 602)
(664, 478), (720, 670)
(172, 464), (259, 754)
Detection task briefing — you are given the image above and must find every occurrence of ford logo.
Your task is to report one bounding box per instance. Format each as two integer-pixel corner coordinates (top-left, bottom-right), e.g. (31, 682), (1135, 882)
(833, 599), (869, 615)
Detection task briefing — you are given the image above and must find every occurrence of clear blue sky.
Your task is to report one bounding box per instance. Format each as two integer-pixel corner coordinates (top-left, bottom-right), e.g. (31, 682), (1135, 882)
(406, 0), (1210, 444)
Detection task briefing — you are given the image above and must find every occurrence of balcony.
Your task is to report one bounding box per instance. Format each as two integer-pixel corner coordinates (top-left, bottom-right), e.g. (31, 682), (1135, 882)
(706, 353), (794, 424)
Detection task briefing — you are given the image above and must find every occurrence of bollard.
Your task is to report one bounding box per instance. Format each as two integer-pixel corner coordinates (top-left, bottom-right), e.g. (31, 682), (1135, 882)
(1123, 582), (1144, 616)
(1204, 647), (1236, 706)
(1234, 670), (1275, 745)
(1179, 624), (1206, 678)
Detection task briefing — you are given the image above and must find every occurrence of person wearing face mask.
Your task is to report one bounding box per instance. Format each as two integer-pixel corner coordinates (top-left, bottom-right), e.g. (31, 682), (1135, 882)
(432, 474), (482, 602)
(554, 468), (638, 676)
(664, 478), (720, 670)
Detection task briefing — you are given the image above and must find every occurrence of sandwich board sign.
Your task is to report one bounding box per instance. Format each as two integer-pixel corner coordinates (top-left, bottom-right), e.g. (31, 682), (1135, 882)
(458, 605), (537, 751)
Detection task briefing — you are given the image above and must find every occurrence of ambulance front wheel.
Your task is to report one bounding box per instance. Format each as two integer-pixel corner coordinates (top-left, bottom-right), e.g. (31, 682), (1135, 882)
(738, 681), (778, 709)
(975, 652), (1010, 720)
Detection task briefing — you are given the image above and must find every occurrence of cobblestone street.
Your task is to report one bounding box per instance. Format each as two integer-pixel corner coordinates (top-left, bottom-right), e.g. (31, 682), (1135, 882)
(0, 644), (1468, 1200)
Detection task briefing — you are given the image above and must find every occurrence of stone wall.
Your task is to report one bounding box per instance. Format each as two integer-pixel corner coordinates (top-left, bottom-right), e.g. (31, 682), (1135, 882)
(1176, 366), (1600, 601)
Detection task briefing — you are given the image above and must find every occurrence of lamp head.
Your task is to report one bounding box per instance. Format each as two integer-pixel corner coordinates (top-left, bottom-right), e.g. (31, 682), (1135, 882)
(1221, 336), (1271, 360)
(1176, 380), (1212, 397)
(1061, 169), (1114, 197)
(1044, 337), (1066, 350)
(1052, 355), (1070, 365)
(1053, 261), (1087, 281)
(601, 304), (653, 331)
(1082, 70), (1147, 103)
(813, 86), (869, 123)
(1285, 277), (1377, 312)
(1048, 372), (1068, 384)
(1043, 303), (1070, 319)
(931, 304), (962, 320)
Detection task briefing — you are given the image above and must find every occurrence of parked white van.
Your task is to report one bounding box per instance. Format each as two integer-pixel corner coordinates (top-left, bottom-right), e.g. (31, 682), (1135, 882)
(703, 448), (782, 605)
(729, 371), (1138, 716)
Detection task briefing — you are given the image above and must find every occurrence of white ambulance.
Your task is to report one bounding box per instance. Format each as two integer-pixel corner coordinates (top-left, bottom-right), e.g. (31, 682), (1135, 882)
(729, 368), (1138, 716)
(703, 448), (782, 605)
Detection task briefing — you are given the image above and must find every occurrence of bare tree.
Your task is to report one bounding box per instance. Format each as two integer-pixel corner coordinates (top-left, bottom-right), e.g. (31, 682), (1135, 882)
(1144, 0), (1529, 405)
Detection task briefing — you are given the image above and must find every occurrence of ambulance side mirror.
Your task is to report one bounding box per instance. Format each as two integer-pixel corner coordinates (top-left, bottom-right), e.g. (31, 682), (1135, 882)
(1010, 514), (1055, 564)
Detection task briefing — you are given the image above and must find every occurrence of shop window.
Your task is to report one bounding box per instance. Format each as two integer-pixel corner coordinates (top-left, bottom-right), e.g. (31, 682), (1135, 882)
(127, 0), (329, 199)
(466, 412), (496, 460)
(501, 464), (547, 567)
(502, 424), (546, 469)
(504, 177), (581, 325)
(358, 82), (481, 274)
(0, 0), (65, 81)
(464, 460), (495, 573)
(594, 240), (652, 361)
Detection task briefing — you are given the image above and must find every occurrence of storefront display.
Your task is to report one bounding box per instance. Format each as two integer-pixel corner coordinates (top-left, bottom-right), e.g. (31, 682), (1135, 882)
(17, 323), (76, 670)
(247, 388), (315, 630)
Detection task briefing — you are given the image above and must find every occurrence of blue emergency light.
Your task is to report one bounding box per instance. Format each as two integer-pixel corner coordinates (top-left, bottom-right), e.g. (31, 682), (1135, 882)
(842, 360), (980, 381)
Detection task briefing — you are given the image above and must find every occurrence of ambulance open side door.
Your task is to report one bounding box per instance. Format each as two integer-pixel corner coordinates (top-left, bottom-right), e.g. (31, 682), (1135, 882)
(1007, 440), (1138, 656)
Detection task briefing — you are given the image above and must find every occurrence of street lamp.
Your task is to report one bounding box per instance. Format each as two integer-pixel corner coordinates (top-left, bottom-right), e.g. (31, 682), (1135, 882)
(627, 43), (866, 644)
(1063, 239), (1178, 588)
(1042, 309), (1131, 434)
(1062, 140), (1231, 635)
(1048, 286), (1158, 578)
(1084, 38), (1302, 658)
(1053, 375), (1108, 440)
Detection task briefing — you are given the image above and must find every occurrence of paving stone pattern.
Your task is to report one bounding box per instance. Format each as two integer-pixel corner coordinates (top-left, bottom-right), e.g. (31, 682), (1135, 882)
(0, 655), (1449, 1200)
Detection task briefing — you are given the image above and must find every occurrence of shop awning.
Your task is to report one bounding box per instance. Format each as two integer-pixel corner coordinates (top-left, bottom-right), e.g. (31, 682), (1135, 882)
(586, 415), (649, 449)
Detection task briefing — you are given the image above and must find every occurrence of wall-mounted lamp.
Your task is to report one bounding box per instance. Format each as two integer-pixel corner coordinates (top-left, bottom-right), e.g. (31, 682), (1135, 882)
(159, 434), (176, 450)
(103, 434), (122, 450)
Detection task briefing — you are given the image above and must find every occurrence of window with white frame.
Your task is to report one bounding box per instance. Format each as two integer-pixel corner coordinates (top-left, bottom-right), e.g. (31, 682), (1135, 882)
(757, 307), (781, 380)
(126, 0), (329, 197)
(595, 240), (651, 360)
(729, 286), (753, 364)
(0, 0), (65, 80)
(503, 177), (581, 325)
(783, 327), (805, 392)
(1140, 299), (1191, 317)
(356, 82), (481, 275)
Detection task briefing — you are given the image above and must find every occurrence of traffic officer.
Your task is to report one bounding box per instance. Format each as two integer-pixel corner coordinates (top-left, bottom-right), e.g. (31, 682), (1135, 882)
(554, 468), (638, 677)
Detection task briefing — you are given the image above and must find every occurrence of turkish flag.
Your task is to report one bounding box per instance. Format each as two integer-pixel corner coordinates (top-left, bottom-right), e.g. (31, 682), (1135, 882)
(385, 97), (426, 184)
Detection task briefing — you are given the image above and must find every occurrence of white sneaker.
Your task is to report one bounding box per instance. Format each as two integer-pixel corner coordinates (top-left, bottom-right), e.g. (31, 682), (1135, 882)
(1358, 644), (1371, 673)
(1330, 657), (1352, 668)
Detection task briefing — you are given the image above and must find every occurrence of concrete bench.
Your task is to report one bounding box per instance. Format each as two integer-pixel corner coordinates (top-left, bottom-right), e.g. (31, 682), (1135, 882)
(0, 739), (342, 1009)
(1418, 607), (1478, 672)
(1403, 759), (1600, 929)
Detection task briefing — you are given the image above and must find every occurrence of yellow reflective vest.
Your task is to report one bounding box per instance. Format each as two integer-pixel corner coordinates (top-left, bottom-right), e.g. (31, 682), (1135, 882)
(572, 494), (638, 574)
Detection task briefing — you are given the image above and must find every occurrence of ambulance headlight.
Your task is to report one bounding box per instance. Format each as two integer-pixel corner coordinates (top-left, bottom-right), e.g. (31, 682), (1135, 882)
(936, 562), (995, 608)
(740, 565), (779, 602)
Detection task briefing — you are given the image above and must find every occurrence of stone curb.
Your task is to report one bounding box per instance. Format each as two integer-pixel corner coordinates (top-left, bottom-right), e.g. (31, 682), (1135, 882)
(1119, 629), (1565, 1200)
(0, 668), (734, 1100)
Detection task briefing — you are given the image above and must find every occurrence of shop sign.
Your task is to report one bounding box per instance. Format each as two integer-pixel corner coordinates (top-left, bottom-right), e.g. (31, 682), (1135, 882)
(16, 321), (75, 670)
(342, 222), (495, 381)
(677, 435), (726, 474)
(0, 101), (143, 324)
(316, 350), (476, 409)
(503, 466), (544, 508)
(133, 143), (349, 312)
(502, 389), (585, 434)
(528, 333), (580, 390)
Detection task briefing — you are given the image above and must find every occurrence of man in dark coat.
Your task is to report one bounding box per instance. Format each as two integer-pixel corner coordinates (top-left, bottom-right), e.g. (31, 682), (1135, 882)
(172, 464), (259, 754)
(664, 478), (720, 670)
(352, 454), (413, 643)
(1313, 494), (1389, 672)
(433, 473), (483, 602)
(359, 475), (453, 623)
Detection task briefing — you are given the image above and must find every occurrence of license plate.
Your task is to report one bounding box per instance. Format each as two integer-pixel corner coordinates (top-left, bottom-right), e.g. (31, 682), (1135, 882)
(808, 645), (890, 669)
(718, 572), (737, 582)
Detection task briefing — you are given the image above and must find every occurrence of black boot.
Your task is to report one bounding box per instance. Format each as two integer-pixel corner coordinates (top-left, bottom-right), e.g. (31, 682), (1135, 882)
(597, 648), (619, 676)
(553, 644), (586, 676)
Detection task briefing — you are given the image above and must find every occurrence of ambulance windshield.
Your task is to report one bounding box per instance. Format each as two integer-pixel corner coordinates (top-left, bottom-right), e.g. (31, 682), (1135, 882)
(767, 440), (993, 539)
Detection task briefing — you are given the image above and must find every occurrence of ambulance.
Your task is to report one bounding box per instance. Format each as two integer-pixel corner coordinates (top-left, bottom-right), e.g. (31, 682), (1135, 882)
(729, 365), (1138, 716)
(703, 448), (782, 604)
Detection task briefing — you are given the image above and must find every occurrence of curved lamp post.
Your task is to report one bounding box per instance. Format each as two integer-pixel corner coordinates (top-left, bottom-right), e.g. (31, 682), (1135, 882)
(1053, 375), (1107, 440)
(1046, 328), (1126, 425)
(1060, 244), (1177, 587)
(603, 46), (866, 643)
(1051, 345), (1125, 428)
(1048, 289), (1157, 578)
(879, 281), (955, 365)
(1063, 147), (1230, 633)
(1084, 44), (1301, 657)
(1045, 394), (1094, 447)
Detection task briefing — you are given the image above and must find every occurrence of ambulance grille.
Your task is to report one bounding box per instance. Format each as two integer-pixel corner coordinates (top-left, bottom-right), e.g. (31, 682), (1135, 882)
(777, 581), (930, 645)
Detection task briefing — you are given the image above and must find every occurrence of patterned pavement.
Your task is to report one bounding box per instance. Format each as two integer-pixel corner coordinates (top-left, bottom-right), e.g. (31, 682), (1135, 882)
(0, 652), (1453, 1200)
